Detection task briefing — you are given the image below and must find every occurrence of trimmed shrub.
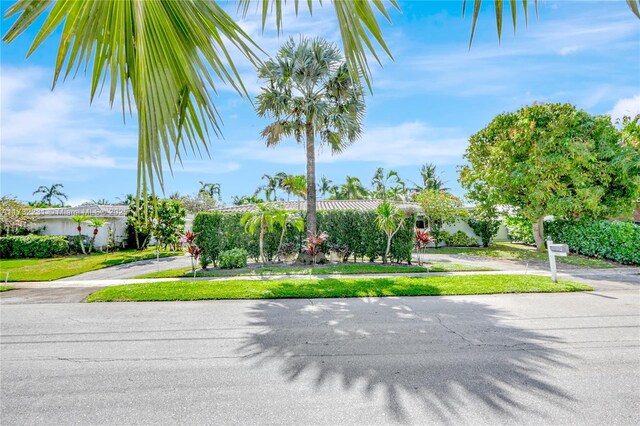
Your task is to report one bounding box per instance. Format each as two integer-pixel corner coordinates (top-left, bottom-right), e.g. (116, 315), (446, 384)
(545, 220), (640, 265)
(505, 216), (535, 245)
(0, 235), (69, 259)
(219, 248), (248, 269)
(442, 230), (479, 247)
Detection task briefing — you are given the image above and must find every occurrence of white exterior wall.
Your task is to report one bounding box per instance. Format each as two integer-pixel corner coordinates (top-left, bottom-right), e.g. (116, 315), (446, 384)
(37, 217), (128, 249)
(418, 218), (510, 247)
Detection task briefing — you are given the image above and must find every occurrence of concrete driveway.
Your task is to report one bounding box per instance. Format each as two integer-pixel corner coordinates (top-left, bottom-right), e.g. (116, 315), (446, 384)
(1, 278), (639, 425)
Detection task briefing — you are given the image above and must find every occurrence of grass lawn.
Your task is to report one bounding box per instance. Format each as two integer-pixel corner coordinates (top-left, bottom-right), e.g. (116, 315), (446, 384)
(0, 286), (15, 292)
(136, 262), (495, 279)
(86, 274), (591, 302)
(423, 242), (616, 268)
(0, 248), (181, 282)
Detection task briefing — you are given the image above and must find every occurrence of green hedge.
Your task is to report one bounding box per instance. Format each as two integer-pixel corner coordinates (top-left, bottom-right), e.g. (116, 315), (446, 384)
(0, 235), (69, 259)
(545, 220), (640, 265)
(193, 210), (416, 265)
(441, 230), (479, 247)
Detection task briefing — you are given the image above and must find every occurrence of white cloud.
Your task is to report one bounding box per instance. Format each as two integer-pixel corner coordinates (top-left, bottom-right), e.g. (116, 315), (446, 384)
(607, 94), (640, 122)
(0, 67), (134, 176)
(223, 121), (468, 167)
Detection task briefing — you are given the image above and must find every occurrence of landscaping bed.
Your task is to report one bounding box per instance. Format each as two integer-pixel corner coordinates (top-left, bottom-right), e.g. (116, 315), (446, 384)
(86, 274), (591, 302)
(0, 248), (181, 282)
(136, 262), (494, 279)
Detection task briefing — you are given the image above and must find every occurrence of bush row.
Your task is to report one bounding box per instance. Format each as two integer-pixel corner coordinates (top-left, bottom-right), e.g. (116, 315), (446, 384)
(0, 235), (69, 259)
(193, 210), (416, 266)
(545, 220), (640, 265)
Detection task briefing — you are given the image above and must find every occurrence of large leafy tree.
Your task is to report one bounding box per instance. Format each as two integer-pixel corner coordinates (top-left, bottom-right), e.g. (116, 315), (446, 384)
(0, 197), (35, 236)
(256, 37), (365, 236)
(459, 103), (640, 251)
(33, 183), (67, 206)
(5, 1), (638, 199)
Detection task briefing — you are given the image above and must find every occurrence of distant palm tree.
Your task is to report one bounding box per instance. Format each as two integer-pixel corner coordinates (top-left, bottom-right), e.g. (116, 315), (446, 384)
(232, 195), (263, 206)
(371, 168), (405, 201)
(87, 218), (107, 254)
(92, 198), (111, 205)
(281, 175), (307, 210)
(339, 176), (369, 200)
(33, 184), (67, 206)
(198, 182), (221, 201)
(257, 175), (279, 202)
(411, 163), (449, 194)
(318, 176), (334, 200)
(256, 37), (365, 237)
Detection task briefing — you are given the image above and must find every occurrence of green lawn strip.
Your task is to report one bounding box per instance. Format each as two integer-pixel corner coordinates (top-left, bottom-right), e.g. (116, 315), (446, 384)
(0, 286), (15, 292)
(423, 242), (615, 268)
(0, 249), (182, 282)
(136, 262), (494, 279)
(86, 274), (592, 302)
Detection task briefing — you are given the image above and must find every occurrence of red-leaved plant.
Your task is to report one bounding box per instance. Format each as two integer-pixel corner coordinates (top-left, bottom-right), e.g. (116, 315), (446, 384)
(415, 229), (434, 266)
(179, 230), (201, 277)
(306, 231), (329, 266)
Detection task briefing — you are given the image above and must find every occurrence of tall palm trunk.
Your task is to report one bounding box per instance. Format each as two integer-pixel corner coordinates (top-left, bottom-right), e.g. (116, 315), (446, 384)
(305, 121), (317, 236)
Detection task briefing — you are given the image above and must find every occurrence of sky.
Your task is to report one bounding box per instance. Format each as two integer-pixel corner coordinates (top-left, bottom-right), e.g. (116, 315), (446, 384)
(1, 0), (639, 206)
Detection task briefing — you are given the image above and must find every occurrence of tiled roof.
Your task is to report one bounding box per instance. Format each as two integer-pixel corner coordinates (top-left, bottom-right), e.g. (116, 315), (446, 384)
(29, 204), (129, 217)
(214, 199), (420, 213)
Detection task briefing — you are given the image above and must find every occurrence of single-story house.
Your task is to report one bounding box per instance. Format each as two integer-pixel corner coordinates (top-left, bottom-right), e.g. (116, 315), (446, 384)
(28, 203), (195, 249)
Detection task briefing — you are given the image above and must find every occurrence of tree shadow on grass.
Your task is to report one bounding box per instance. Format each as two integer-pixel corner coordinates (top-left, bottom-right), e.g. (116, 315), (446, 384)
(238, 290), (577, 423)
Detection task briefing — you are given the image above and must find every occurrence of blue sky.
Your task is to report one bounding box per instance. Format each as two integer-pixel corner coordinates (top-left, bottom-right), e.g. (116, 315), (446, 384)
(1, 0), (639, 206)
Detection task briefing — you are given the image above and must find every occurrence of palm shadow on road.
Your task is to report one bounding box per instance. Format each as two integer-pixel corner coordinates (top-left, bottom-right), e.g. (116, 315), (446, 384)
(238, 291), (577, 423)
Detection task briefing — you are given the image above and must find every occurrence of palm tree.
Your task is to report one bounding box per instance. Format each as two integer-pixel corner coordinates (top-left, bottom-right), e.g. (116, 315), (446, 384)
(33, 184), (67, 206)
(5, 1), (638, 196)
(411, 163), (449, 194)
(71, 214), (90, 255)
(371, 168), (404, 201)
(87, 218), (107, 254)
(318, 176), (334, 200)
(198, 182), (221, 201)
(340, 176), (370, 200)
(257, 175), (278, 202)
(256, 37), (365, 236)
(375, 201), (406, 264)
(241, 203), (280, 264)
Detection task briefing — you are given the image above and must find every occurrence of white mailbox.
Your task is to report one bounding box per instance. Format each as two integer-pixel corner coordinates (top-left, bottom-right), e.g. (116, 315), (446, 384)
(547, 240), (570, 282)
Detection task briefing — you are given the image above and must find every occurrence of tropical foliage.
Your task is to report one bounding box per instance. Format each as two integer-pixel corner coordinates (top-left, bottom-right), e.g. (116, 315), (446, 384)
(87, 217), (107, 254)
(460, 103), (640, 251)
(375, 201), (406, 263)
(241, 203), (281, 264)
(152, 200), (186, 250)
(32, 183), (67, 206)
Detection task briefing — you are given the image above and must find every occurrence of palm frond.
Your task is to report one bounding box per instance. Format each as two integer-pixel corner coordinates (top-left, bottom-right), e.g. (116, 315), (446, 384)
(4, 0), (261, 197)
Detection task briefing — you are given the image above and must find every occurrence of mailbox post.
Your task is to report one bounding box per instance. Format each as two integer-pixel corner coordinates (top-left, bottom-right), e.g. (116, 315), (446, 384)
(547, 239), (569, 283)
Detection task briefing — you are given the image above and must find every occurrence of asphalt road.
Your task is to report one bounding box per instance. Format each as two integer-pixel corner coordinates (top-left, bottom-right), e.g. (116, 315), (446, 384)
(1, 284), (639, 425)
